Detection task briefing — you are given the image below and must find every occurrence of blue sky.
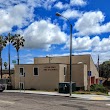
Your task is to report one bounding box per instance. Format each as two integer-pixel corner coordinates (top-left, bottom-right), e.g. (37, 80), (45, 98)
(1, 0), (110, 68)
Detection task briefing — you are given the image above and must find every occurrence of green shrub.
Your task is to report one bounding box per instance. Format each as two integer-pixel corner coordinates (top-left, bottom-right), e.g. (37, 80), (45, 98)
(90, 84), (108, 93)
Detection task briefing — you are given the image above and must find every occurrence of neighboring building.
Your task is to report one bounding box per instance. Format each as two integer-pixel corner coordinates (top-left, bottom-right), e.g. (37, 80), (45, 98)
(1, 69), (14, 79)
(0, 69), (14, 90)
(13, 55), (99, 91)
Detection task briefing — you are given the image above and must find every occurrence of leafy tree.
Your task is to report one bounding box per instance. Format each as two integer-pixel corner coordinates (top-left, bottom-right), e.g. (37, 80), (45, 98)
(4, 62), (8, 69)
(99, 61), (110, 80)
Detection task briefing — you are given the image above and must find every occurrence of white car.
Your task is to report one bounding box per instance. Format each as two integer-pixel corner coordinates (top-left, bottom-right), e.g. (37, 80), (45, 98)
(0, 84), (5, 92)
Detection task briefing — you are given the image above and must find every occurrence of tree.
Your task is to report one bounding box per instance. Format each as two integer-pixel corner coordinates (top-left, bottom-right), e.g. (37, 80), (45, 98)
(4, 62), (7, 69)
(5, 33), (15, 77)
(0, 36), (7, 78)
(11, 34), (25, 65)
(99, 61), (110, 80)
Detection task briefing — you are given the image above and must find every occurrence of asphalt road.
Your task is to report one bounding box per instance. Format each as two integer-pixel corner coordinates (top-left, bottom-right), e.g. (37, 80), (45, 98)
(0, 92), (110, 110)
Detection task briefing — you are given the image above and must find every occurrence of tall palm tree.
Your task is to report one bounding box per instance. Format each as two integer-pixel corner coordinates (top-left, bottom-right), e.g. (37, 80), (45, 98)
(11, 34), (25, 65)
(5, 33), (14, 77)
(0, 36), (7, 79)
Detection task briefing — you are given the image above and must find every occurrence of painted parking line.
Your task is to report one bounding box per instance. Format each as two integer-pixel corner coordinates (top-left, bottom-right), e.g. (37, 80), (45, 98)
(90, 97), (108, 100)
(0, 100), (15, 104)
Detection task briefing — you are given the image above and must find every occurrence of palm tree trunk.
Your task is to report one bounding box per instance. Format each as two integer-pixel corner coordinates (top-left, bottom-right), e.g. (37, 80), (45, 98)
(0, 51), (2, 79)
(17, 50), (19, 65)
(9, 40), (10, 76)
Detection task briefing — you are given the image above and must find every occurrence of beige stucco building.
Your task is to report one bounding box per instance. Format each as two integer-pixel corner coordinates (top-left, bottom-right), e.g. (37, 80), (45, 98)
(13, 54), (99, 91)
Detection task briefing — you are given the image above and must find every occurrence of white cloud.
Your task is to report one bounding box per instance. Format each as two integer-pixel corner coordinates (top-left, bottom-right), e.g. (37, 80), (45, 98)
(93, 36), (110, 52)
(23, 19), (67, 50)
(63, 35), (110, 64)
(62, 9), (82, 19)
(74, 11), (105, 36)
(21, 57), (34, 64)
(20, 53), (33, 58)
(0, 3), (34, 34)
(54, 2), (69, 9)
(0, 0), (56, 9)
(54, 0), (87, 10)
(64, 36), (100, 51)
(64, 35), (110, 53)
(42, 0), (57, 10)
(74, 11), (110, 36)
(70, 0), (87, 6)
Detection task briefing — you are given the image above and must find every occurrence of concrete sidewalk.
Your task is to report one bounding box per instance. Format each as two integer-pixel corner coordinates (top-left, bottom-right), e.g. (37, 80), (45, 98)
(3, 90), (110, 101)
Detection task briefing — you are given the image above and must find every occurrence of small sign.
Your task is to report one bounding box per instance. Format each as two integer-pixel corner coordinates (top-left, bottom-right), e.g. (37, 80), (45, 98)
(12, 60), (16, 64)
(88, 71), (92, 76)
(43, 66), (57, 71)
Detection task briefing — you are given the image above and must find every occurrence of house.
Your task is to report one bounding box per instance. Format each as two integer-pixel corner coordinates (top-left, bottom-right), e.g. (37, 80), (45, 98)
(13, 54), (99, 91)
(2, 69), (14, 79)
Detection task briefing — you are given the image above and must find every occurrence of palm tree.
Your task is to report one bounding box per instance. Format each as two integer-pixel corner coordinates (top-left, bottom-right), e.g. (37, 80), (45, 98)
(11, 34), (25, 65)
(4, 62), (8, 69)
(5, 33), (14, 76)
(0, 36), (7, 79)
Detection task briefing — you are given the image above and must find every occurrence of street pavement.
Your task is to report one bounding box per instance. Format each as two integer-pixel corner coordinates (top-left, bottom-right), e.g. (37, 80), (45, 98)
(1, 92), (110, 110)
(4, 90), (110, 101)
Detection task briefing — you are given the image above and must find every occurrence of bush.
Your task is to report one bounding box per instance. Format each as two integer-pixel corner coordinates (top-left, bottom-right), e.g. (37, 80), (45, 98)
(90, 84), (108, 93)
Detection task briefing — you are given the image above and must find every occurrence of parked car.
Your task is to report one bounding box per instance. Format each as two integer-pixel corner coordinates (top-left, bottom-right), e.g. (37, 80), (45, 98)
(0, 84), (5, 92)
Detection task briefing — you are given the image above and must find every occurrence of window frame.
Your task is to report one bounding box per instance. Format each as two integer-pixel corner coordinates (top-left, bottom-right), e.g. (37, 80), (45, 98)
(33, 67), (39, 76)
(19, 67), (24, 76)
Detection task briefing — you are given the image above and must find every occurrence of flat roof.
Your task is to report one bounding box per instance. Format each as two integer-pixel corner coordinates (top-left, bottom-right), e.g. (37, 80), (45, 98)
(14, 63), (67, 65)
(34, 54), (91, 58)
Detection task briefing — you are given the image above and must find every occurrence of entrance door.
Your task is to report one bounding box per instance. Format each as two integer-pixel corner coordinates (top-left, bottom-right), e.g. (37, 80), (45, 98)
(91, 77), (95, 85)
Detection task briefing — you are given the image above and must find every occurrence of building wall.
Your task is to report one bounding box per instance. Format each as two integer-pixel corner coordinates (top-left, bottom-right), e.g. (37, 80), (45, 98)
(34, 56), (69, 64)
(34, 55), (98, 86)
(59, 64), (67, 82)
(90, 56), (99, 78)
(66, 64), (87, 90)
(34, 57), (50, 64)
(11, 74), (15, 89)
(84, 65), (88, 90)
(14, 55), (98, 91)
(14, 64), (66, 90)
(72, 55), (90, 71)
(34, 55), (90, 69)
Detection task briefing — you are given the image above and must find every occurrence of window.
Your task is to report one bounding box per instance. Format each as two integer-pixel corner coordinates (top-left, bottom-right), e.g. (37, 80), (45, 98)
(64, 67), (66, 76)
(33, 67), (39, 76)
(20, 67), (24, 76)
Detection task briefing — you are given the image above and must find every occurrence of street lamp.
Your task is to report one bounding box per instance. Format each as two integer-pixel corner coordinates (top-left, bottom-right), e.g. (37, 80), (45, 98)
(56, 12), (73, 96)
